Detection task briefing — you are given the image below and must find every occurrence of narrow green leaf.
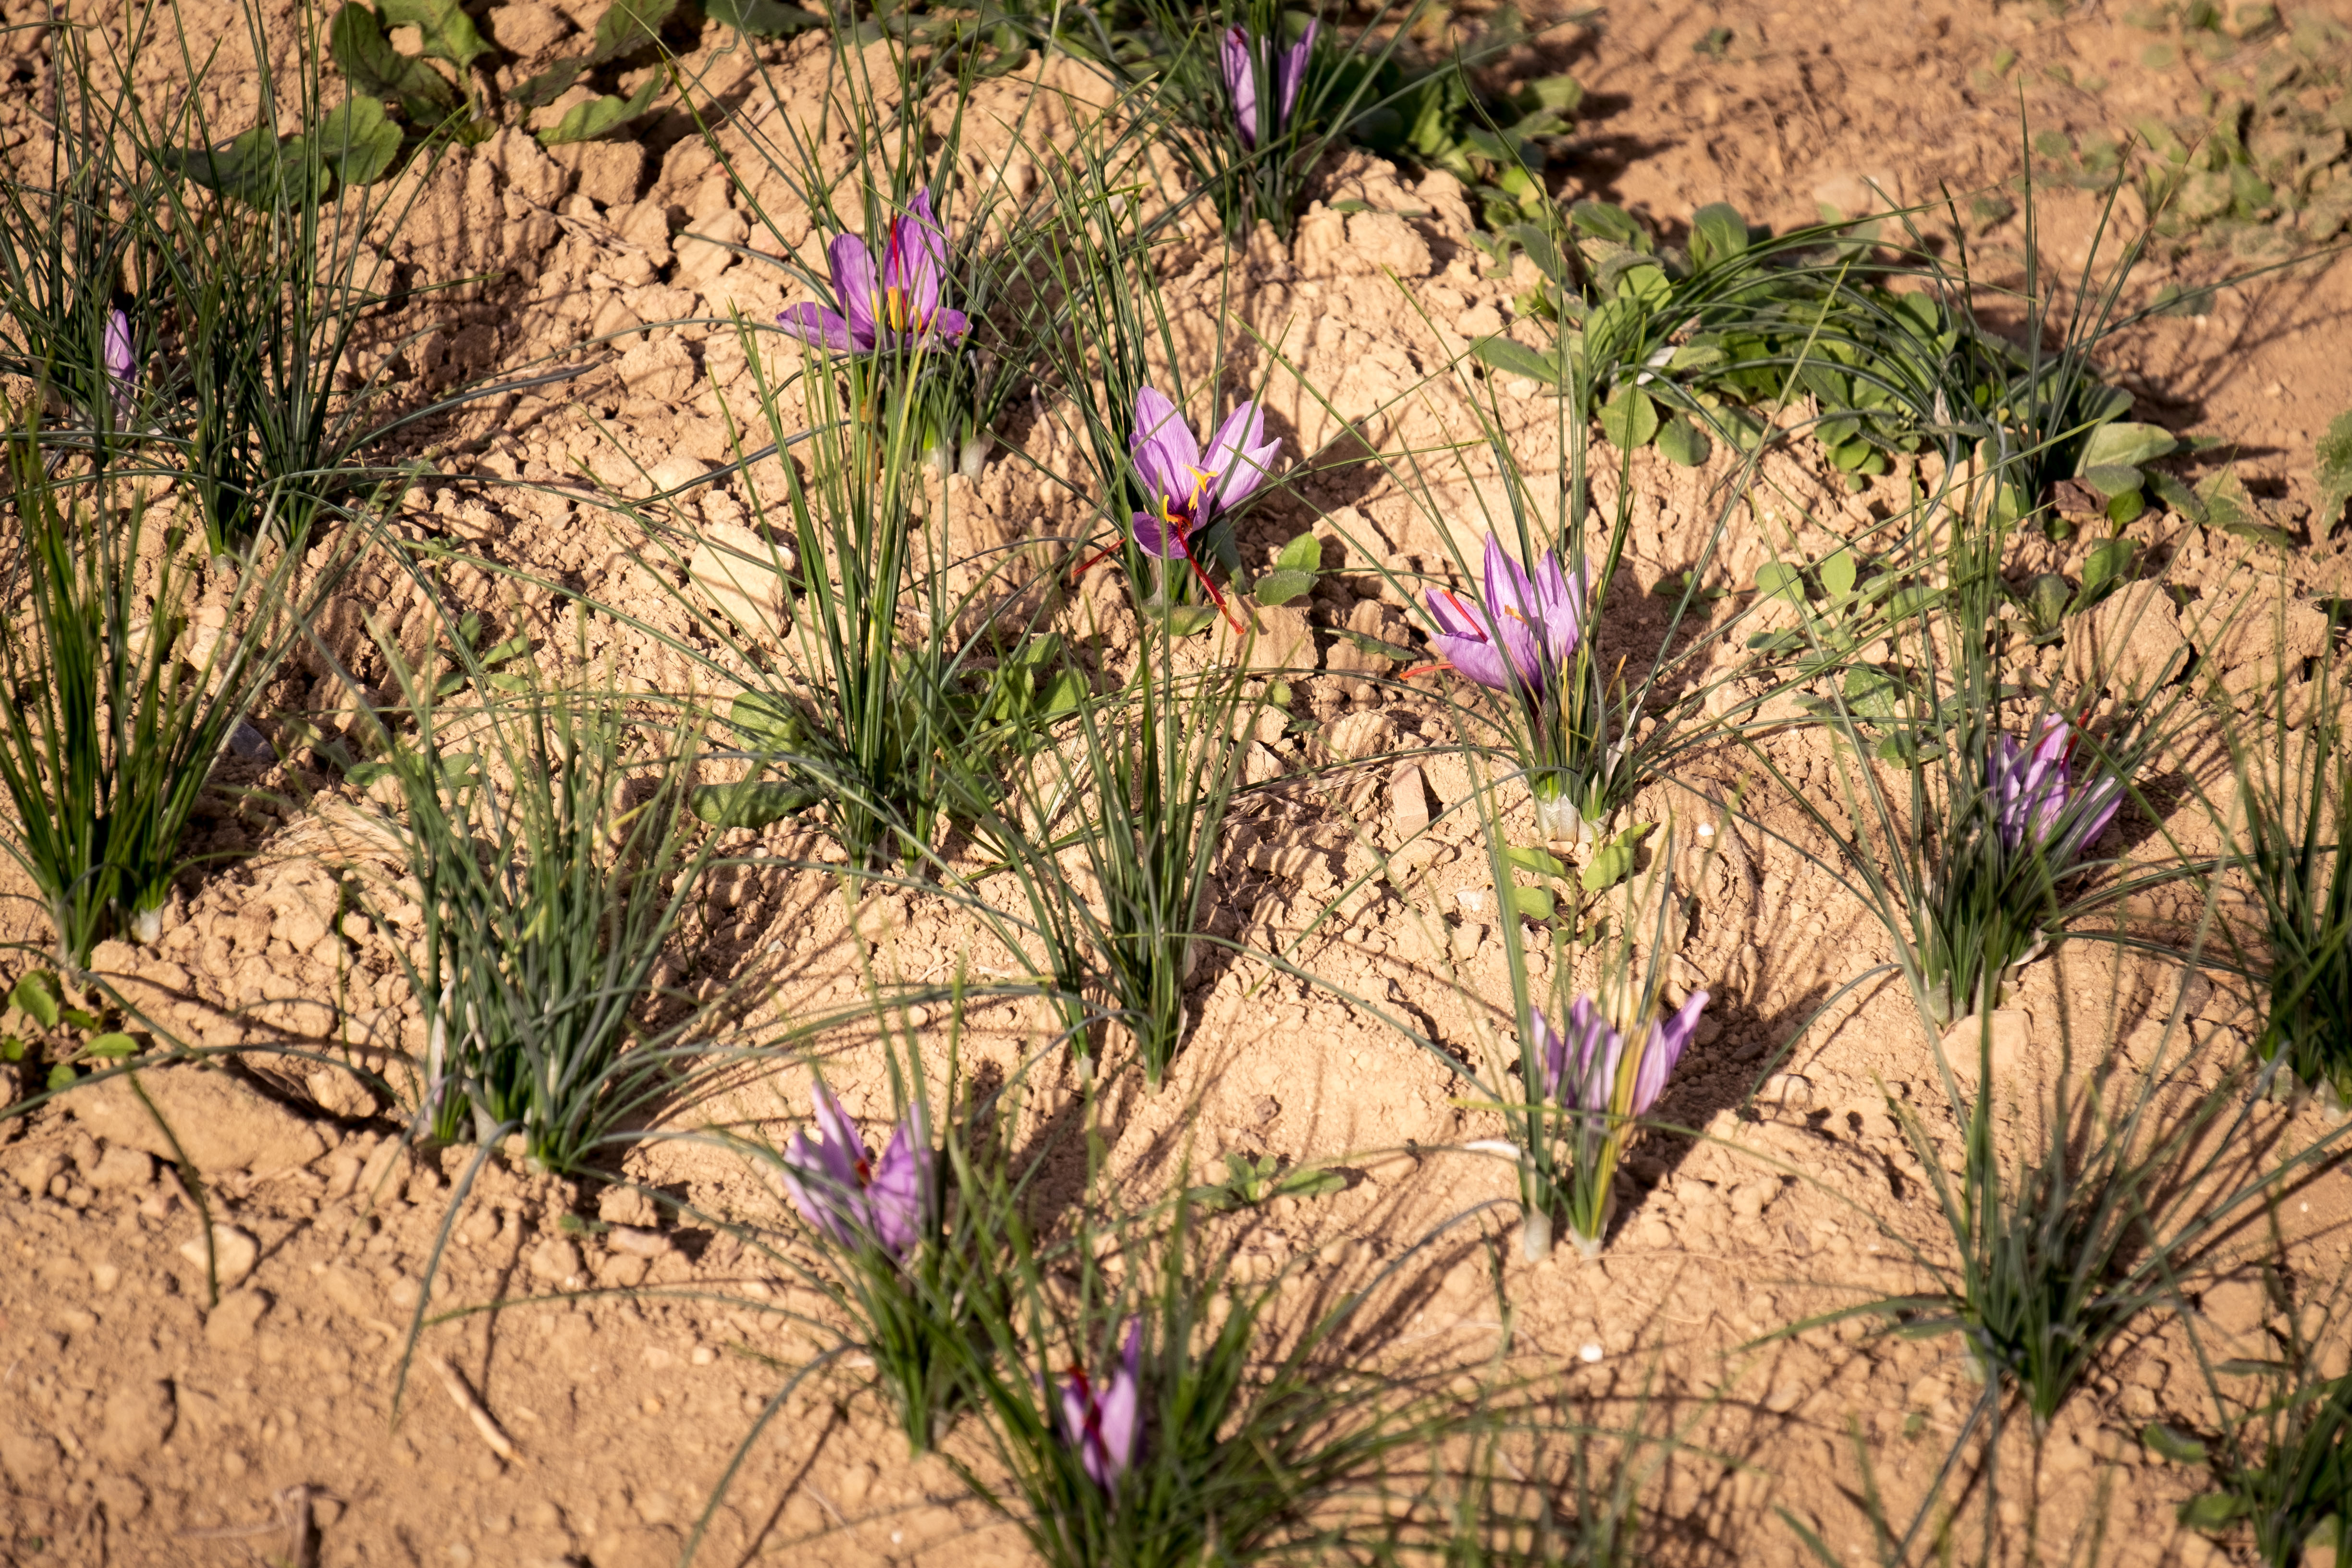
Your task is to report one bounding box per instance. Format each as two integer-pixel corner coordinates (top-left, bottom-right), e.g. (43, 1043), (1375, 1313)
(2316, 408), (2352, 534)
(2143, 1422), (2210, 1464)
(2178, 1494), (2245, 1530)
(1690, 201), (1749, 267)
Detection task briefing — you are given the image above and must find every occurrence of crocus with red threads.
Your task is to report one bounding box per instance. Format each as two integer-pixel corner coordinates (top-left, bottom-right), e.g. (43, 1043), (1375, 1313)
(1058, 1319), (1143, 1493)
(779, 1085), (931, 1259)
(1423, 532), (1586, 698)
(776, 192), (970, 354)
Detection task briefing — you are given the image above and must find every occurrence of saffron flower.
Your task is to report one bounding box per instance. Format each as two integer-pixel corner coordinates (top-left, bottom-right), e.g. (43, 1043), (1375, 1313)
(776, 191), (969, 354)
(1989, 715), (2122, 862)
(1536, 989), (1709, 1115)
(1221, 22), (1317, 148)
(102, 308), (135, 422)
(1126, 386), (1280, 624)
(779, 1085), (931, 1259)
(1058, 1319), (1143, 1493)
(1423, 533), (1586, 697)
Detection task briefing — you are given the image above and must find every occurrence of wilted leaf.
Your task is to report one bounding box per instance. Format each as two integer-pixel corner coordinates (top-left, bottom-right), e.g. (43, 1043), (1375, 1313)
(329, 2), (459, 121)
(689, 778), (823, 829)
(2316, 408), (2352, 534)
(539, 71), (664, 145)
(1472, 334), (1564, 389)
(1581, 823), (1653, 892)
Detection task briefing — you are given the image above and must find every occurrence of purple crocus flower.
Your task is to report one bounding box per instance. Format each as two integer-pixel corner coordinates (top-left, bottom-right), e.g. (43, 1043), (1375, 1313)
(779, 1085), (931, 1258)
(102, 308), (135, 422)
(1126, 385), (1280, 627)
(1536, 990), (1708, 1115)
(1059, 1318), (1143, 1493)
(1220, 22), (1317, 148)
(1989, 715), (2122, 862)
(776, 191), (970, 354)
(1424, 533), (1586, 696)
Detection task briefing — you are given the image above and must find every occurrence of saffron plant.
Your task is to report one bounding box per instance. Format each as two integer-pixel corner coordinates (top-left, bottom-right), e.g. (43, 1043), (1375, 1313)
(775, 191), (971, 354)
(764, 1066), (980, 1454)
(1917, 709), (2127, 1026)
(1421, 531), (1613, 841)
(1126, 385), (1280, 632)
(1221, 21), (1316, 147)
(1058, 1319), (1144, 1493)
(101, 307), (135, 426)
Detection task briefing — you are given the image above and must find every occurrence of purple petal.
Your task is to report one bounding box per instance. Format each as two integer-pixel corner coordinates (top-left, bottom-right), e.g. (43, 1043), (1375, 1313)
(1098, 1320), (1142, 1482)
(1202, 402), (1277, 510)
(924, 307), (971, 345)
(828, 233), (882, 343)
(1429, 628), (1511, 692)
(1132, 388), (1200, 474)
(1480, 536), (1547, 691)
(1132, 509), (1184, 560)
(775, 303), (865, 352)
(883, 193), (949, 323)
(1562, 994), (1624, 1113)
(1531, 551), (1582, 668)
(1278, 23), (1317, 126)
(1425, 587), (1485, 641)
(103, 309), (135, 416)
(1132, 433), (1197, 517)
(867, 1117), (930, 1258)
(1630, 990), (1707, 1115)
(1059, 1379), (1096, 1480)
(780, 1129), (861, 1248)
(1529, 1007), (1566, 1101)
(1223, 25), (1260, 147)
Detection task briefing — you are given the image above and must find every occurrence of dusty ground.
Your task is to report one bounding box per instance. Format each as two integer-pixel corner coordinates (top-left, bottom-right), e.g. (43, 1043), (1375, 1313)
(6, 1), (2352, 1565)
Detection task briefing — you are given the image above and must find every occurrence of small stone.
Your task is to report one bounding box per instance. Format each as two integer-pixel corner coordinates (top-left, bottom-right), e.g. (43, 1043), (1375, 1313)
(94, 1381), (175, 1463)
(1327, 709), (1397, 763)
(605, 1226), (672, 1260)
(204, 1288), (273, 1350)
(689, 1345), (716, 1367)
(91, 1262), (121, 1294)
(1578, 1342), (1604, 1364)
(1389, 762), (1432, 841)
(88, 1145), (154, 1190)
(530, 1237), (585, 1286)
(1211, 602), (1315, 672)
(1762, 1073), (1814, 1109)
(1940, 1008), (2034, 1086)
(1253, 1096), (1281, 1125)
(1730, 1180), (1777, 1221)
(597, 1187), (660, 1228)
(179, 1224), (260, 1289)
(1451, 922), (1485, 961)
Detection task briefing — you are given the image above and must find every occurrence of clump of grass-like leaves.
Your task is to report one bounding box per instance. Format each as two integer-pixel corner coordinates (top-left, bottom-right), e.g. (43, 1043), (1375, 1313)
(0, 405), (352, 970)
(353, 613), (714, 1172)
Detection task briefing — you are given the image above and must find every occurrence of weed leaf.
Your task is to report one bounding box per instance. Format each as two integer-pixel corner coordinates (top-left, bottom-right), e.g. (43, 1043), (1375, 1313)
(539, 71), (664, 145)
(329, 3), (459, 121)
(589, 0), (677, 63)
(2316, 408), (2352, 534)
(380, 0), (490, 69)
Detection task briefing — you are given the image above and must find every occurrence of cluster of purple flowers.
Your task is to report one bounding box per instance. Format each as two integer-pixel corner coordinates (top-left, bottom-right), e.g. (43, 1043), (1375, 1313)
(779, 1085), (931, 1258)
(1988, 714), (2121, 864)
(1423, 533), (1588, 700)
(1531, 988), (1709, 1121)
(776, 192), (970, 356)
(1219, 23), (1316, 148)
